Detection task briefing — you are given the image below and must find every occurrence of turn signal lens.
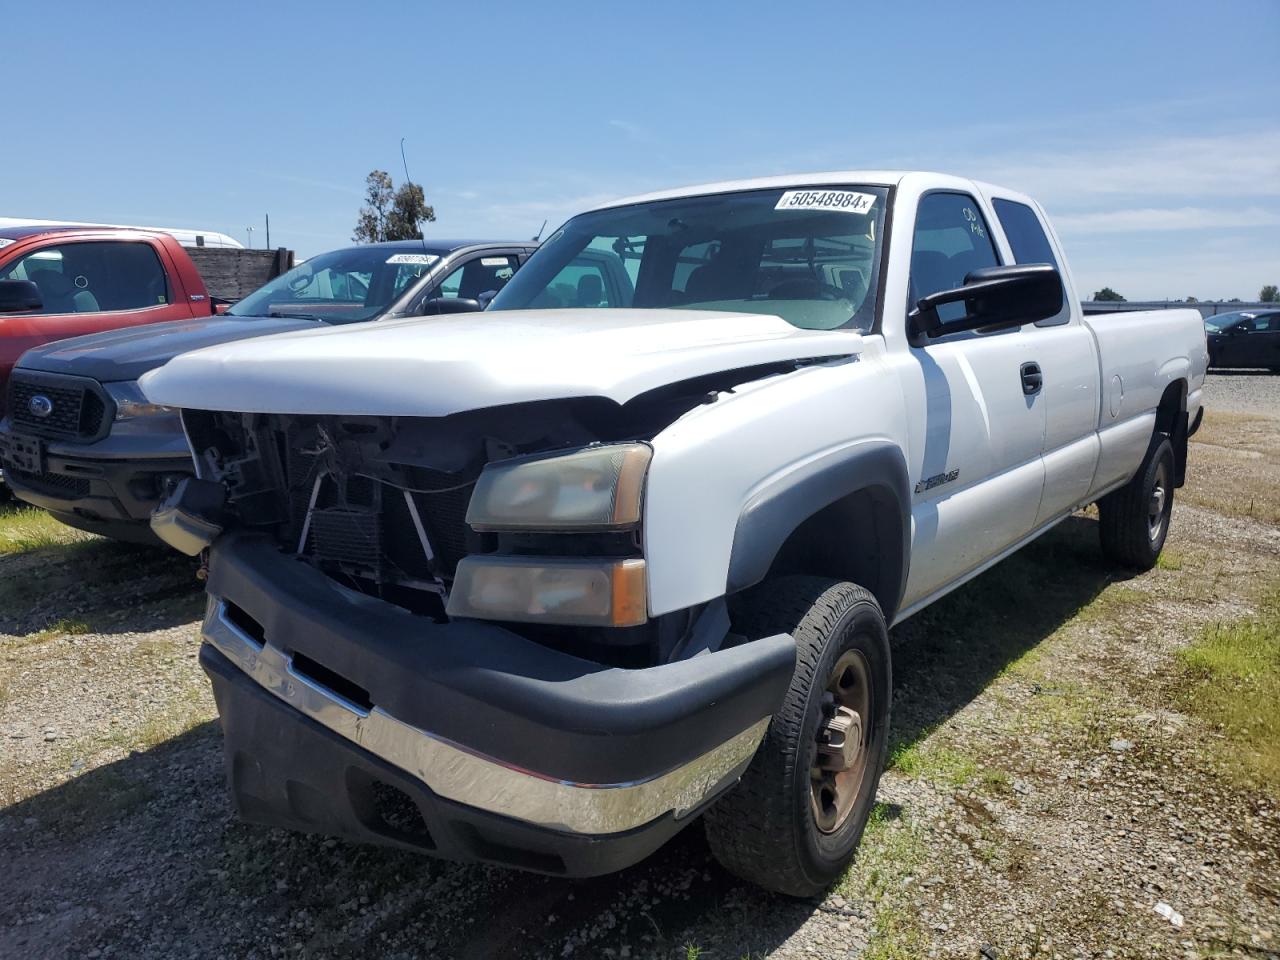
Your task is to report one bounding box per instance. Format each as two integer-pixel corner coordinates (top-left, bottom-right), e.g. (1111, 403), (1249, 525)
(446, 557), (647, 627)
(466, 444), (651, 531)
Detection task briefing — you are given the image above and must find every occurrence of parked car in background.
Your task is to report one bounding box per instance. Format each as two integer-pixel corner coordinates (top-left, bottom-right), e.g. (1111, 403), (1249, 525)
(142, 172), (1206, 894)
(0, 226), (223, 414)
(0, 239), (532, 542)
(0, 217), (244, 249)
(0, 223), (301, 499)
(0, 239), (536, 540)
(1204, 308), (1280, 371)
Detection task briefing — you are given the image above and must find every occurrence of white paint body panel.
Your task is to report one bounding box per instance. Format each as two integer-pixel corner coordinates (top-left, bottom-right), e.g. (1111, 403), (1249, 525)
(140, 309), (863, 416)
(144, 170), (1208, 624)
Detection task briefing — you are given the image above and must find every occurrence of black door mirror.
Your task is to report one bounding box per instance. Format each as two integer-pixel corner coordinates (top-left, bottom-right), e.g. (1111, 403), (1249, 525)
(909, 263), (1063, 339)
(476, 289), (498, 309)
(422, 297), (483, 316)
(0, 279), (42, 314)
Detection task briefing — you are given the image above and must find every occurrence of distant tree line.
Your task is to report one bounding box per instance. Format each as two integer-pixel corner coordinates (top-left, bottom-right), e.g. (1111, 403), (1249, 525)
(1090, 285), (1279, 303)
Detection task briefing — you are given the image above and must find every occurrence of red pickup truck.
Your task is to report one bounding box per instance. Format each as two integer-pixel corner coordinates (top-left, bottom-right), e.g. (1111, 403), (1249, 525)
(0, 225), (218, 416)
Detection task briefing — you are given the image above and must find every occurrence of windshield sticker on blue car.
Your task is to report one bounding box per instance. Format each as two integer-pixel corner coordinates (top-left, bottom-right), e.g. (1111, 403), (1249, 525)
(775, 190), (876, 215)
(385, 253), (438, 265)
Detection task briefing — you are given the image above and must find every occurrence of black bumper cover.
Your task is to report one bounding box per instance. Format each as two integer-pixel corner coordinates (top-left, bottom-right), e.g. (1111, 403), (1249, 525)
(206, 533), (794, 786)
(202, 643), (699, 877)
(201, 533), (796, 873)
(0, 418), (191, 541)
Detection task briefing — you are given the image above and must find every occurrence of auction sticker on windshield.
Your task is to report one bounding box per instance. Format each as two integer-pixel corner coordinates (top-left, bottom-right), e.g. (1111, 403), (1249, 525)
(386, 253), (438, 265)
(775, 190), (876, 215)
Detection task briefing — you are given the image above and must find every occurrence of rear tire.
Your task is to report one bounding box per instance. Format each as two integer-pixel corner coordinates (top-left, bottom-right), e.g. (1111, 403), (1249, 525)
(1098, 436), (1174, 570)
(704, 577), (891, 897)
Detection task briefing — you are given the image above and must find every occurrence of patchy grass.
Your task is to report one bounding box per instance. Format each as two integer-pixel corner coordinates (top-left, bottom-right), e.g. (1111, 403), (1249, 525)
(1074, 584), (1150, 624)
(0, 504), (93, 555)
(838, 805), (927, 959)
(103, 681), (213, 754)
(1, 617), (94, 650)
(1155, 548), (1185, 571)
(1177, 585), (1280, 788)
(1183, 411), (1280, 524)
(21, 765), (158, 835)
(888, 741), (978, 787)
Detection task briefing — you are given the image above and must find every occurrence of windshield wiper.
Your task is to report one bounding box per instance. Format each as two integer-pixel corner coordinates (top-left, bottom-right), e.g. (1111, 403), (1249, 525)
(266, 311), (329, 322)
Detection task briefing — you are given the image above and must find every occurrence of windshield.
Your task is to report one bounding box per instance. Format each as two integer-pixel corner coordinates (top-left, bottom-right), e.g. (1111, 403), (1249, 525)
(488, 185), (888, 331)
(228, 246), (444, 324)
(1204, 311), (1246, 331)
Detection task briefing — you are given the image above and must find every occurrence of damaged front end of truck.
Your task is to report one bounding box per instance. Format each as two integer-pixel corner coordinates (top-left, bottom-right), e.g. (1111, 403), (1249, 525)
(151, 371), (805, 876)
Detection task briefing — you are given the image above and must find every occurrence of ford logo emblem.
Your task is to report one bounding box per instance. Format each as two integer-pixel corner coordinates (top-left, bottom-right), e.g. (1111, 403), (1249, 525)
(28, 394), (54, 419)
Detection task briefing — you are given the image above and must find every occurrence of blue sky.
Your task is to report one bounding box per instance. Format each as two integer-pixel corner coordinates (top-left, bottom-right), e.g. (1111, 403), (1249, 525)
(4, 0), (1277, 300)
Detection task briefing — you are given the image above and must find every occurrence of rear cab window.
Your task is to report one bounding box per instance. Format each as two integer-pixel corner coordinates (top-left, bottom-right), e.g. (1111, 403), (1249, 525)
(991, 198), (1069, 326)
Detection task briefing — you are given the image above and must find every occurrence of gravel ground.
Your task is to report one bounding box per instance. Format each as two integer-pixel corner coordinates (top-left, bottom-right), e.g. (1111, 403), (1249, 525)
(1201, 369), (1280, 417)
(0, 373), (1277, 959)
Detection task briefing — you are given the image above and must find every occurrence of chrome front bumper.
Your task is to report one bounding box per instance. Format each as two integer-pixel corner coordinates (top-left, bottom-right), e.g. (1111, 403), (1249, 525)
(202, 598), (770, 836)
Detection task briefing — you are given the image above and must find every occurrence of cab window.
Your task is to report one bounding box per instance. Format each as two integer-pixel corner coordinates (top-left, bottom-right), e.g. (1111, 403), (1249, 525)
(992, 198), (1068, 326)
(432, 255), (520, 301)
(0, 241), (169, 314)
(909, 193), (1000, 324)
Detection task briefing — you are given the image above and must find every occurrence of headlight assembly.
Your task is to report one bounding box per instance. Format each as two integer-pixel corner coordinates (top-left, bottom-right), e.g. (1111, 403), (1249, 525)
(105, 381), (178, 421)
(466, 443), (651, 532)
(446, 556), (647, 627)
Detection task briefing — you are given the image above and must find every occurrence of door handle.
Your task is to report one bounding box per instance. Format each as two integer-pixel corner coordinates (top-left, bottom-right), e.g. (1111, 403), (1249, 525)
(1020, 361), (1043, 396)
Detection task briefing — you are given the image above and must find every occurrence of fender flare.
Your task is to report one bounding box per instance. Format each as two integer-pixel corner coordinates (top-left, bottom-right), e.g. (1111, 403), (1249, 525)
(725, 440), (912, 618)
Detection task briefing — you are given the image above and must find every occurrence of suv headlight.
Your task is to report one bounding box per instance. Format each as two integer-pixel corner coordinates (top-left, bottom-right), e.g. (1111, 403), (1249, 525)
(105, 381), (178, 421)
(465, 443), (651, 531)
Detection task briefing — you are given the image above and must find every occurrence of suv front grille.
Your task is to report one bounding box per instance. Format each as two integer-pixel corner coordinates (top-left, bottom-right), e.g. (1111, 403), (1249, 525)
(7, 373), (109, 441)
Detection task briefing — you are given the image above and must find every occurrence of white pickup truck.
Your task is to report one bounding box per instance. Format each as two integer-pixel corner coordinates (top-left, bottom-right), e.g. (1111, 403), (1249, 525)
(142, 172), (1208, 896)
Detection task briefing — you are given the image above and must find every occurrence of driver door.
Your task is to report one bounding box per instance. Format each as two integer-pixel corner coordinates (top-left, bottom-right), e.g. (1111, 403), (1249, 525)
(897, 192), (1047, 611)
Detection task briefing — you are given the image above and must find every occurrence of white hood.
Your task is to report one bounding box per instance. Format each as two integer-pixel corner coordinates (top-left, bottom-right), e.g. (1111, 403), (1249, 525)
(139, 308), (864, 417)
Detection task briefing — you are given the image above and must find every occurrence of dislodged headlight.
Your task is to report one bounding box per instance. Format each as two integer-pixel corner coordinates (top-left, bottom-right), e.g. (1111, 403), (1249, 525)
(105, 381), (178, 421)
(446, 556), (647, 627)
(466, 443), (651, 531)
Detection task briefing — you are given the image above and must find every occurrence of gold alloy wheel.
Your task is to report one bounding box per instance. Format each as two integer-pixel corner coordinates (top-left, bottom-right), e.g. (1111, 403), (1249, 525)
(810, 648), (872, 834)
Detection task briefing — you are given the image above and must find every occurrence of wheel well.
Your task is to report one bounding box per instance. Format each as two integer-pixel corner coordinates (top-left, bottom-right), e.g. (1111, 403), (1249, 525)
(1156, 379), (1188, 486)
(763, 486), (906, 621)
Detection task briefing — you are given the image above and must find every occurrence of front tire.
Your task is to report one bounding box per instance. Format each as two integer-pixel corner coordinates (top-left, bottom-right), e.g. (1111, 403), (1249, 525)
(705, 577), (891, 897)
(1098, 436), (1175, 570)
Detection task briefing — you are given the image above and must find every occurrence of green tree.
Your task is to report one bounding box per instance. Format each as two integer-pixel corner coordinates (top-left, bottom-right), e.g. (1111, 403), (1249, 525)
(352, 170), (435, 243)
(1260, 284), (1279, 303)
(1093, 287), (1126, 302)
(386, 180), (435, 241)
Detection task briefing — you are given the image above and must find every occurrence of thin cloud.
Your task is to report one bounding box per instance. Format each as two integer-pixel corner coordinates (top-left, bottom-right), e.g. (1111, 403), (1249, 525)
(256, 171), (364, 197)
(608, 119), (645, 141)
(977, 130), (1280, 201)
(1055, 206), (1280, 234)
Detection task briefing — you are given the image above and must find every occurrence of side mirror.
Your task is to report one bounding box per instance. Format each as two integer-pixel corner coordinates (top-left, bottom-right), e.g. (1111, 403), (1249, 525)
(422, 297), (483, 316)
(477, 289), (498, 309)
(0, 279), (42, 314)
(909, 263), (1062, 339)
